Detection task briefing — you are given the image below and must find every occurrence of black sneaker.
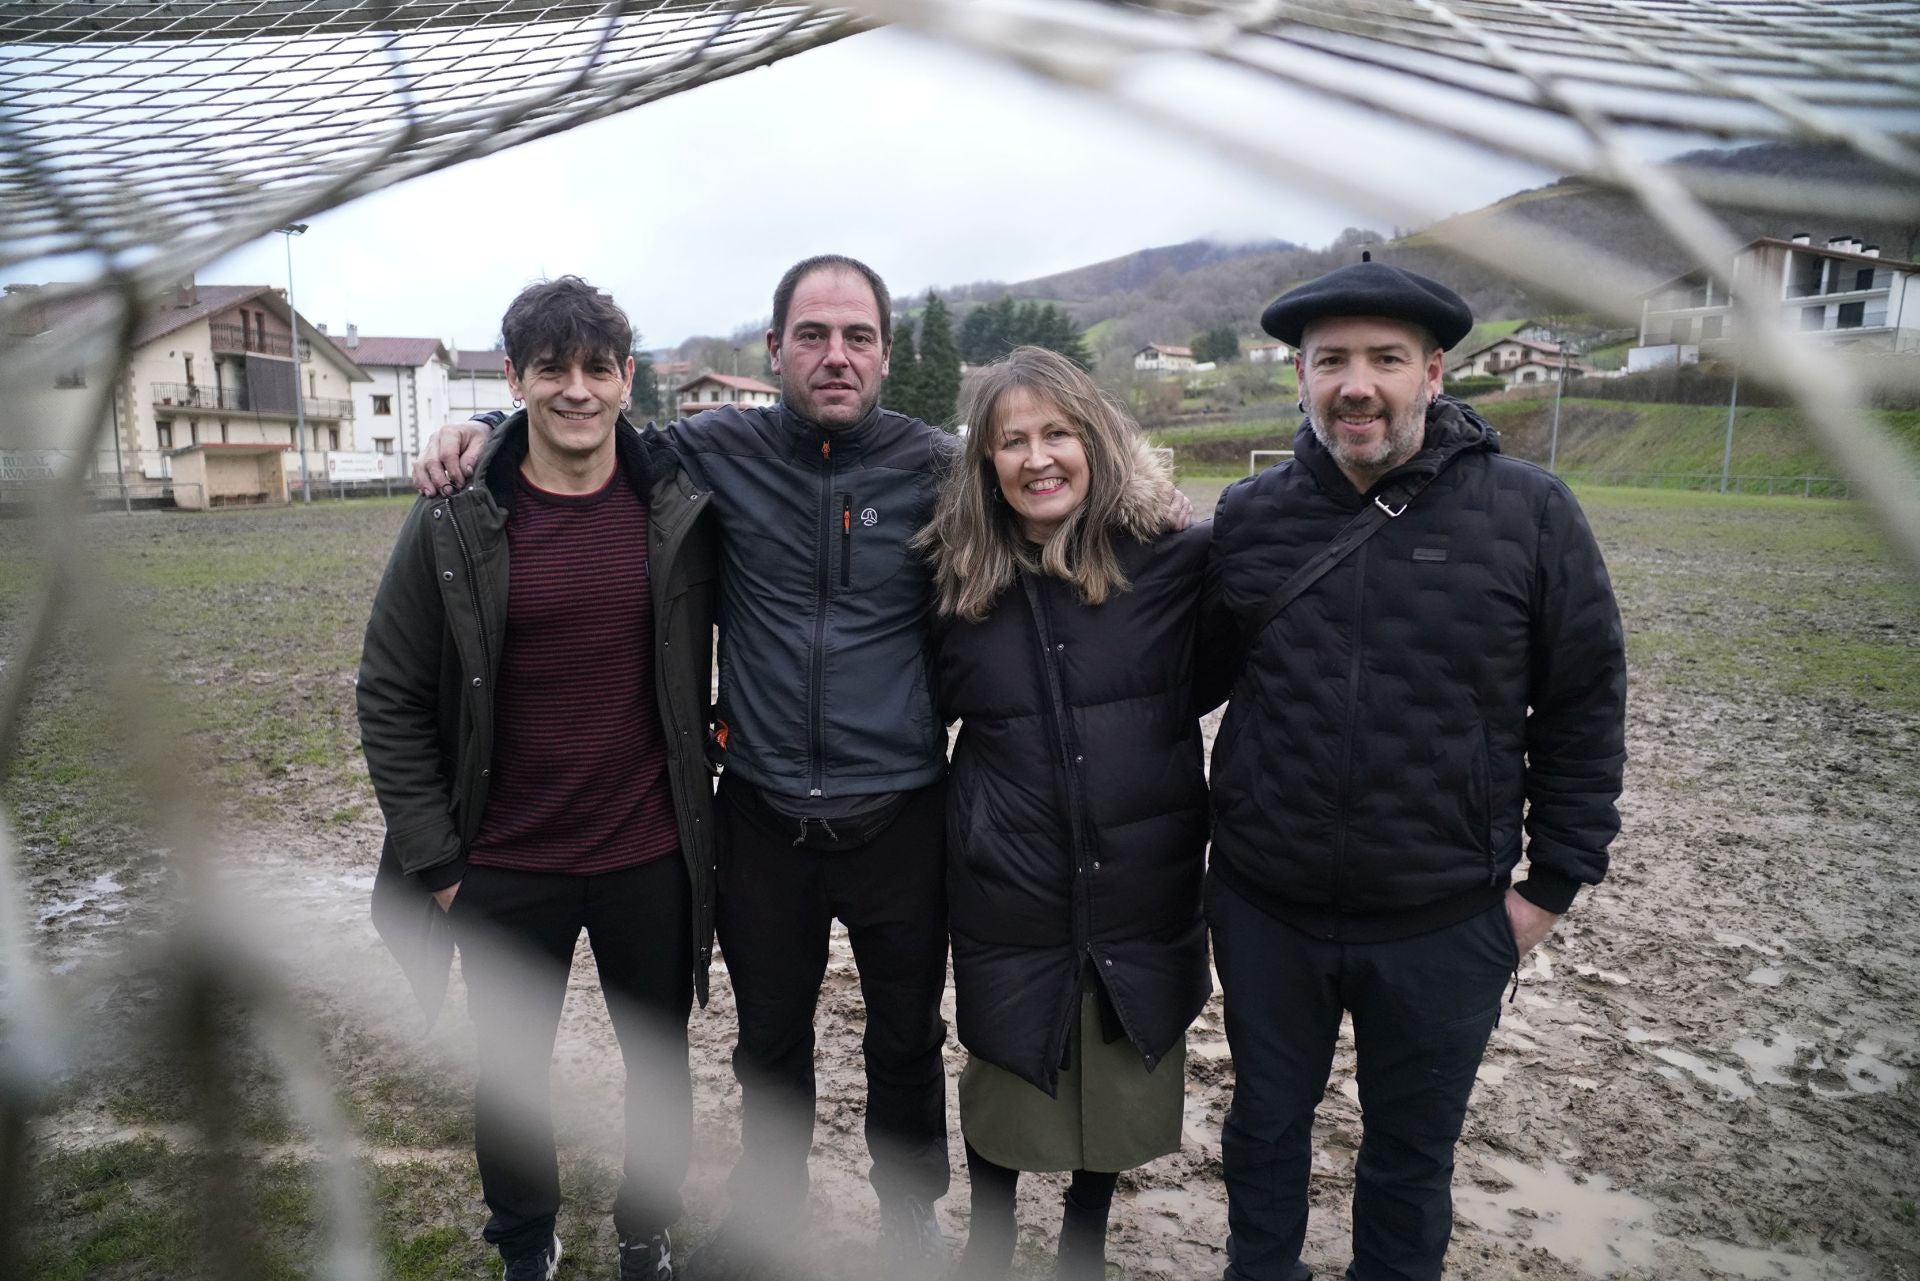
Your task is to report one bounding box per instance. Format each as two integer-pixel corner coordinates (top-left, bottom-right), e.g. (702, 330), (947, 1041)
(619, 1229), (673, 1281)
(878, 1195), (947, 1274)
(502, 1234), (561, 1281)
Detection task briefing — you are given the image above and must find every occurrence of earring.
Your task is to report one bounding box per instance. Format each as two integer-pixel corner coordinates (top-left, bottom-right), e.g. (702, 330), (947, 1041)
(512, 397), (524, 408)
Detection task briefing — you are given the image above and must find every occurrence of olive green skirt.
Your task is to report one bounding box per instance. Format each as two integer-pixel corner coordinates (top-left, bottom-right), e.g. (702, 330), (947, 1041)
(958, 986), (1186, 1174)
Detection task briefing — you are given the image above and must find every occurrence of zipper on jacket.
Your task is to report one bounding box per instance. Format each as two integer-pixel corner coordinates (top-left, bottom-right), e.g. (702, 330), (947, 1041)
(1023, 575), (1097, 961)
(840, 493), (853, 589)
(1329, 541), (1367, 911)
(807, 439), (833, 796)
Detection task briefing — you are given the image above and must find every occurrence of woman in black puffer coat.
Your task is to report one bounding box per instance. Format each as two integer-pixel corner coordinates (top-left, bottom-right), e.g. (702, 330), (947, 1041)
(917, 346), (1214, 1280)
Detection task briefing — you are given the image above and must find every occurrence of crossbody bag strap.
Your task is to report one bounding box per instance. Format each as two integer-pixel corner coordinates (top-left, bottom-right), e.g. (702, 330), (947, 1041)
(1239, 468), (1439, 651)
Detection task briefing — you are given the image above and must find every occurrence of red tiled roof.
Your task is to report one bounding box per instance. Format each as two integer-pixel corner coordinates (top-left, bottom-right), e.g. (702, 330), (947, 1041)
(8, 282), (368, 379)
(344, 336), (448, 368)
(134, 284), (279, 345)
(677, 371), (778, 395)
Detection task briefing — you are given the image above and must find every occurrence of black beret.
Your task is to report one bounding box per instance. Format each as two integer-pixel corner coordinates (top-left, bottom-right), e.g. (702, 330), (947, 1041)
(1261, 258), (1474, 350)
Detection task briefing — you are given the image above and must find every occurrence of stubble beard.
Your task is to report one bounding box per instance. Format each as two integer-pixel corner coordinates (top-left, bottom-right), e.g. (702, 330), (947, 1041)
(1309, 385), (1430, 485)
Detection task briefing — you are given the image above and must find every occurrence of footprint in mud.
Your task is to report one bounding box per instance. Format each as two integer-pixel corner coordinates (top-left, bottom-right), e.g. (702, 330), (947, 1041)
(1636, 1023), (1913, 1101)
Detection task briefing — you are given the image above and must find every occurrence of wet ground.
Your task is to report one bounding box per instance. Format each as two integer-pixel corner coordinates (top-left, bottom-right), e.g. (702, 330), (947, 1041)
(9, 488), (1920, 1279)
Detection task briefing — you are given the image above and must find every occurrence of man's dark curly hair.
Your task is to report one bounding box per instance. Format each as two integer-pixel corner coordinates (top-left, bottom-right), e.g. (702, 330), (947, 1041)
(501, 276), (632, 373)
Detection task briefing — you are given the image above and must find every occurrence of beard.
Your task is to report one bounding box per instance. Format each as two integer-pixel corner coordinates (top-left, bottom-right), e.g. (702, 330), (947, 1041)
(1307, 385), (1430, 479)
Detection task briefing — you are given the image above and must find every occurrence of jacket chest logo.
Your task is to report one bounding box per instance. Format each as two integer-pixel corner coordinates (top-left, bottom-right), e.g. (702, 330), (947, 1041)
(1412, 547), (1448, 563)
(860, 507), (879, 527)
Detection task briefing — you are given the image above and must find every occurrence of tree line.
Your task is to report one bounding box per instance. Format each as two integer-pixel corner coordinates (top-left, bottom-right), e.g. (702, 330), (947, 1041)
(884, 293), (1095, 427)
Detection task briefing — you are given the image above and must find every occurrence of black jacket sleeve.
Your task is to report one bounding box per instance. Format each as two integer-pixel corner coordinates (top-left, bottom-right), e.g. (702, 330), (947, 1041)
(1518, 482), (1627, 913)
(355, 500), (466, 888)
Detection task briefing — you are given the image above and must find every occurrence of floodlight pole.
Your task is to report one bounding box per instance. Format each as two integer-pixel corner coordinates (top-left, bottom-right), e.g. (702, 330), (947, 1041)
(1549, 346), (1568, 472)
(278, 224), (312, 503)
(1720, 366), (1740, 495)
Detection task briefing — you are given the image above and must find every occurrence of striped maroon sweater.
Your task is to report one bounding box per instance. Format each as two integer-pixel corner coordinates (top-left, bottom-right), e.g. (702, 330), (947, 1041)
(467, 468), (678, 875)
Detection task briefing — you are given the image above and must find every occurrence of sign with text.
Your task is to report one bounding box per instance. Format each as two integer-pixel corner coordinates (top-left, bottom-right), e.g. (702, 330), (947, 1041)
(325, 452), (386, 482)
(0, 450), (78, 483)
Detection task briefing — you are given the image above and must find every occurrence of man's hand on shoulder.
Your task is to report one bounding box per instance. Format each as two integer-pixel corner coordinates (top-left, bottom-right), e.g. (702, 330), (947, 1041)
(1504, 889), (1560, 957)
(411, 421), (493, 496)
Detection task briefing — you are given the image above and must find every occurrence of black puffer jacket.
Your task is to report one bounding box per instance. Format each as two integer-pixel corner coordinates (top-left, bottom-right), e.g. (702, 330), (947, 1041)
(934, 523), (1212, 1096)
(1204, 397), (1626, 942)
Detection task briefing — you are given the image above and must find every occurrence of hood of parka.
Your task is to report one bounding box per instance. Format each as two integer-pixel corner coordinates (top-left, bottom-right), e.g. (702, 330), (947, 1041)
(1293, 393), (1501, 504)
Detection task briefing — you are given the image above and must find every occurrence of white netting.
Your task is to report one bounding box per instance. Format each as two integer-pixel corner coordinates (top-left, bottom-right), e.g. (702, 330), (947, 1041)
(2, 2), (1919, 1277)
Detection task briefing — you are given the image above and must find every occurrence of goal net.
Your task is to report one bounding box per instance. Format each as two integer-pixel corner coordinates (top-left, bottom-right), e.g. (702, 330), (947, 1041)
(1, 1), (1917, 1275)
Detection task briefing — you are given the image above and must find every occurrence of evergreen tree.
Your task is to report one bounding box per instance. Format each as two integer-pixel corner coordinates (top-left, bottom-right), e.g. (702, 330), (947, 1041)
(630, 340), (661, 421)
(1192, 326), (1239, 365)
(958, 304), (999, 366)
(917, 293), (961, 429)
(885, 312), (923, 419)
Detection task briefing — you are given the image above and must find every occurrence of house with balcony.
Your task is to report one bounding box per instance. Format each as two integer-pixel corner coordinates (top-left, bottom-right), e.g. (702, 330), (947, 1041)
(323, 326), (452, 477)
(676, 371), (780, 417)
(1133, 343), (1195, 374)
(1632, 234), (1920, 369)
(4, 276), (367, 506)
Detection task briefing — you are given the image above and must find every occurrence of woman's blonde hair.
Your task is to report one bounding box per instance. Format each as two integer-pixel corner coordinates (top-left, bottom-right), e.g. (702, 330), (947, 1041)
(916, 345), (1170, 622)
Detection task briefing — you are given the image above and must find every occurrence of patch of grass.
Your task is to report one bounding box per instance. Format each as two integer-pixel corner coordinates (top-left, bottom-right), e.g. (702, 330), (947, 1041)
(27, 1139), (313, 1281)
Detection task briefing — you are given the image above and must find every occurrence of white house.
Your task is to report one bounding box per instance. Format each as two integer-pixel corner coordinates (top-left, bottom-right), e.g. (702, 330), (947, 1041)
(324, 327), (451, 478)
(1635, 233), (1920, 360)
(449, 347), (517, 418)
(1451, 335), (1566, 379)
(677, 371), (780, 417)
(1246, 341), (1293, 364)
(1133, 343), (1195, 374)
(4, 276), (367, 507)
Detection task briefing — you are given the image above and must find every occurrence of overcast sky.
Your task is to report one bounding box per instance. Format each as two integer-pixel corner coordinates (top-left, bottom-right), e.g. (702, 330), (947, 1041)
(205, 28), (1562, 352)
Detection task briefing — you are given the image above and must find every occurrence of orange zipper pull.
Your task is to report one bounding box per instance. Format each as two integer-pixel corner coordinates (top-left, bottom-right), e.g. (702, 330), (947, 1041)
(821, 440), (830, 460)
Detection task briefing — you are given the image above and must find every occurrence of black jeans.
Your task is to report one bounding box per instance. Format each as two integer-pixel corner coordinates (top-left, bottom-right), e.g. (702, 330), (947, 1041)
(451, 857), (694, 1260)
(1207, 874), (1517, 1281)
(714, 775), (950, 1215)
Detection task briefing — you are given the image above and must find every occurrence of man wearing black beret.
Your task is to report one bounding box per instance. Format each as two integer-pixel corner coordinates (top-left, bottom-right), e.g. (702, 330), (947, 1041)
(1200, 258), (1627, 1280)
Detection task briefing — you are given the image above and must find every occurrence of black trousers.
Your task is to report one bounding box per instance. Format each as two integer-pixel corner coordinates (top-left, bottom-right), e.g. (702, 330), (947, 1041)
(1207, 874), (1516, 1281)
(451, 857), (694, 1260)
(713, 775), (951, 1215)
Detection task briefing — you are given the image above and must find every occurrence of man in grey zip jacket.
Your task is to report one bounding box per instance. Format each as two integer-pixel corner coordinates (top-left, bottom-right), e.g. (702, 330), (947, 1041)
(416, 255), (956, 1277)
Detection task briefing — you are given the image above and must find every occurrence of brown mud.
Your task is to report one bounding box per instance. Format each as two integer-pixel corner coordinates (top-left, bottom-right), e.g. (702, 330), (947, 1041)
(12, 495), (1920, 1280)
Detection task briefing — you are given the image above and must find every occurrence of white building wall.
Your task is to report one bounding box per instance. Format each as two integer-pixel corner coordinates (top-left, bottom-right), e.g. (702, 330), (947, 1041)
(349, 358), (451, 476)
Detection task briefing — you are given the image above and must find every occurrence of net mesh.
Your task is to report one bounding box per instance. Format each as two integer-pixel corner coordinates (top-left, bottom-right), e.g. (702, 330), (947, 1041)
(2, 2), (1918, 1277)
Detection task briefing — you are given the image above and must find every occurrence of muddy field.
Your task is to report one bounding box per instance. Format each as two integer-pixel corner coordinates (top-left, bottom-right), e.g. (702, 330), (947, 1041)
(4, 485), (1918, 1280)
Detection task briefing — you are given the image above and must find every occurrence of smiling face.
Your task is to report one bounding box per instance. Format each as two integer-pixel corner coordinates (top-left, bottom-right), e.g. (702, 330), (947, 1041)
(767, 267), (890, 428)
(506, 347), (633, 482)
(1295, 315), (1445, 491)
(990, 386), (1090, 542)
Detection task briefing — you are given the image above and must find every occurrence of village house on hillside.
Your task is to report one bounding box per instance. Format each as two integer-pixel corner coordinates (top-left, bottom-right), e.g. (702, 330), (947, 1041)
(1246, 340), (1293, 364)
(320, 327), (450, 478)
(1633, 233), (1920, 370)
(677, 371), (779, 417)
(1133, 343), (1195, 374)
(1450, 334), (1592, 390)
(5, 277), (366, 508)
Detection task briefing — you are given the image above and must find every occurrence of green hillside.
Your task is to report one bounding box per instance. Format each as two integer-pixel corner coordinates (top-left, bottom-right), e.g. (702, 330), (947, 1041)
(1157, 400), (1920, 484)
